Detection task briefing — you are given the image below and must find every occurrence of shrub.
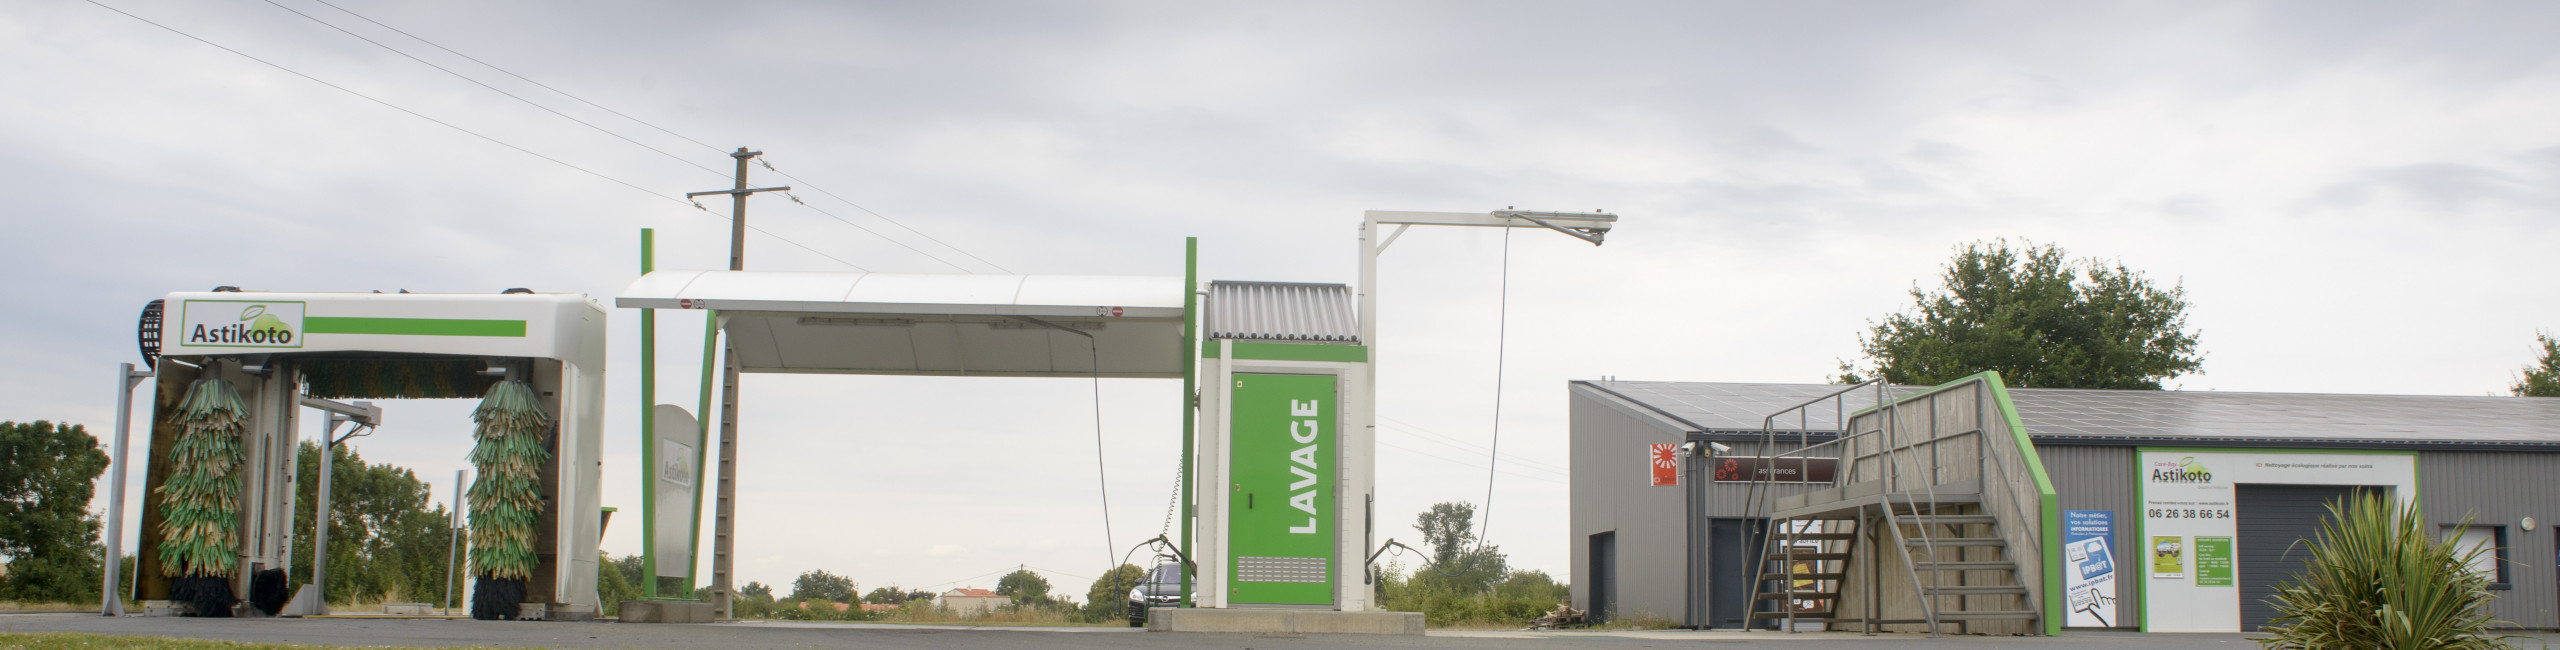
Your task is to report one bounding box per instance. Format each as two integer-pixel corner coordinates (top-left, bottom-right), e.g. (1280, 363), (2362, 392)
(2257, 494), (2521, 649)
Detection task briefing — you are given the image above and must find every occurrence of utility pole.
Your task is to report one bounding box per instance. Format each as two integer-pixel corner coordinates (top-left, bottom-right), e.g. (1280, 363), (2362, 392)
(685, 148), (786, 620)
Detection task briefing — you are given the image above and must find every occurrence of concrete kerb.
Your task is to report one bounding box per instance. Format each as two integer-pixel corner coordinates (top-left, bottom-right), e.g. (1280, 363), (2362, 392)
(1144, 608), (1423, 635)
(617, 600), (714, 623)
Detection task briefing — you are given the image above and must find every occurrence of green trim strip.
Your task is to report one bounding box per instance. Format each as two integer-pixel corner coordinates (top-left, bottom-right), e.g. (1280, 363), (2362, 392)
(306, 316), (526, 337)
(1203, 341), (1368, 363)
(1977, 372), (2064, 637)
(640, 228), (658, 598)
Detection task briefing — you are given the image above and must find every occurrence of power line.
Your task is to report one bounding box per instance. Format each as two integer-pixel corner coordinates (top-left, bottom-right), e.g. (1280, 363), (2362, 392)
(783, 193), (973, 273)
(1378, 417), (1566, 476)
(305, 0), (728, 155)
(259, 0), (731, 180)
(1375, 439), (1561, 485)
(296, 0), (1011, 274)
(82, 0), (869, 272)
(1376, 429), (1564, 479)
(762, 164), (1015, 274)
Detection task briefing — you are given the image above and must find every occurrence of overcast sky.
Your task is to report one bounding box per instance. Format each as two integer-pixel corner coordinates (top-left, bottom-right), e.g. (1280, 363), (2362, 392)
(4, 1), (2557, 601)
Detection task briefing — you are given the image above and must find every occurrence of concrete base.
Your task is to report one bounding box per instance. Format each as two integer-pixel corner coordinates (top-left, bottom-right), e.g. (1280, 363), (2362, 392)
(617, 600), (713, 623)
(1145, 608), (1423, 636)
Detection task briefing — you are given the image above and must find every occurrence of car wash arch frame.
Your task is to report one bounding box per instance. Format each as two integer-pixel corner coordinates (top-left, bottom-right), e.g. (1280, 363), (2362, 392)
(626, 233), (1202, 617)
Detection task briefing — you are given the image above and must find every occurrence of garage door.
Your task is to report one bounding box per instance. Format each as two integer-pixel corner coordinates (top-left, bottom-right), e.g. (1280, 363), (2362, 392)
(2235, 484), (2384, 630)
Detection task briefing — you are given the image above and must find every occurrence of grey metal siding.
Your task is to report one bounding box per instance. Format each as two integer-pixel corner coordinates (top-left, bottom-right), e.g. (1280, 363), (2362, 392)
(1569, 389), (1686, 622)
(1569, 385), (1843, 625)
(2420, 451), (2560, 629)
(2038, 445), (2137, 628)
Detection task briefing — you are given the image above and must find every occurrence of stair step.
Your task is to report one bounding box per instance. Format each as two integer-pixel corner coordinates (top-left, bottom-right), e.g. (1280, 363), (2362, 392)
(1905, 538), (2005, 547)
(1783, 533), (1857, 541)
(1923, 585), (2029, 595)
(1766, 552), (1851, 561)
(1898, 515), (1997, 525)
(1754, 591), (1839, 601)
(1935, 610), (2039, 620)
(1913, 561), (2018, 571)
(1759, 573), (1847, 581)
(1749, 611), (1839, 620)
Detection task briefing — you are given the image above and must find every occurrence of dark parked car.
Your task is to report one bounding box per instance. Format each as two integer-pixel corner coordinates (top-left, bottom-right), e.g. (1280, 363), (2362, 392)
(1126, 563), (1187, 627)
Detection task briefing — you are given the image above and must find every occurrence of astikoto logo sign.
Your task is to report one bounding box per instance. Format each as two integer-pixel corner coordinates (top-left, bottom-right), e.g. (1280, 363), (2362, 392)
(2150, 456), (2212, 483)
(179, 300), (305, 348)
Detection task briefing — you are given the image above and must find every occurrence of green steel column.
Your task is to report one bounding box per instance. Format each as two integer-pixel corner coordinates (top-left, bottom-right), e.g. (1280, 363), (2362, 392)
(687, 309), (717, 597)
(1180, 237), (1197, 608)
(638, 229), (658, 599)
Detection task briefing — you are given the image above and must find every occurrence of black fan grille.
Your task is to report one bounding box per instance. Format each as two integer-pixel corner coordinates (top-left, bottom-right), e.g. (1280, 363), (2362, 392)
(138, 299), (163, 369)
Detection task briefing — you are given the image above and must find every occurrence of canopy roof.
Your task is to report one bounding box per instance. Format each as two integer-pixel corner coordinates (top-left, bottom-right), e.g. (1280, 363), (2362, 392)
(617, 270), (1188, 378)
(1577, 380), (2560, 449)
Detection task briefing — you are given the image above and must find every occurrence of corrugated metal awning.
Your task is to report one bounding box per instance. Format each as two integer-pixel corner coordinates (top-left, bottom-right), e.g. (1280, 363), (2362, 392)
(1206, 280), (1359, 343)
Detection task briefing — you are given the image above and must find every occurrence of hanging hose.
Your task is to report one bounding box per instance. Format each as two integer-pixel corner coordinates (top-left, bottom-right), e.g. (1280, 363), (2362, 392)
(1084, 328), (1117, 587)
(1476, 227), (1513, 559)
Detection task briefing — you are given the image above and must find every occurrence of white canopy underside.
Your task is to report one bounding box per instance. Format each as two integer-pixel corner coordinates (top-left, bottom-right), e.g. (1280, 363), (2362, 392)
(618, 271), (1187, 378)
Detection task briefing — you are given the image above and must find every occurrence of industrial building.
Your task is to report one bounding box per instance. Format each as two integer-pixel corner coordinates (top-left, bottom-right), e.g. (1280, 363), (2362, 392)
(1569, 375), (2560, 634)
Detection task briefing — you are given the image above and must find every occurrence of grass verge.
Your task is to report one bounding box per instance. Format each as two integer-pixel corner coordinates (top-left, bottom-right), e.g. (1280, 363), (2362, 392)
(0, 632), (506, 649)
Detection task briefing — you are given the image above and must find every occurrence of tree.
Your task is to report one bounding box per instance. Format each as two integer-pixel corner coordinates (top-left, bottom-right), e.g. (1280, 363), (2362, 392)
(788, 569), (856, 603)
(740, 581), (773, 600)
(1413, 502), (1477, 568)
(1410, 502), (1507, 595)
(904, 588), (936, 603)
(288, 442), (454, 605)
(2513, 332), (2560, 397)
(862, 586), (897, 604)
(996, 569), (1050, 605)
(596, 554), (639, 616)
(1836, 239), (2204, 389)
(0, 421), (111, 602)
(1083, 564), (1146, 619)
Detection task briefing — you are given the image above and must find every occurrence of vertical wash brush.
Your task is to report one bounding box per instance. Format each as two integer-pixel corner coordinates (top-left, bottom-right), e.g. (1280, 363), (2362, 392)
(158, 375), (247, 617)
(467, 378), (550, 620)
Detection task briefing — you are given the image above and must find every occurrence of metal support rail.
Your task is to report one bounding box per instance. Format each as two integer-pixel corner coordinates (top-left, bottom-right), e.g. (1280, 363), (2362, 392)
(1743, 380), (1890, 632)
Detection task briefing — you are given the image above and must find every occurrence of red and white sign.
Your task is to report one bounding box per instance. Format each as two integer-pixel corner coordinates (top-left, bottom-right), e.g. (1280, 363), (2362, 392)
(1649, 443), (1680, 487)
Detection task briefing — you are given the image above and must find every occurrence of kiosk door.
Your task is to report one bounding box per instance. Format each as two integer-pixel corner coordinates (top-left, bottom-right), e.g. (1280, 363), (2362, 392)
(1227, 373), (1336, 606)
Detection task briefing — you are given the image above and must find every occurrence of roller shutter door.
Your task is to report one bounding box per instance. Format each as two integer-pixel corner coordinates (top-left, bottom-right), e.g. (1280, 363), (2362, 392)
(2236, 484), (2383, 630)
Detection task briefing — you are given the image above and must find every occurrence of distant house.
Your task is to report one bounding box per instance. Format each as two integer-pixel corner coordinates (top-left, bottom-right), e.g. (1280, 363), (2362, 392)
(859, 603), (897, 613)
(940, 587), (1010, 616)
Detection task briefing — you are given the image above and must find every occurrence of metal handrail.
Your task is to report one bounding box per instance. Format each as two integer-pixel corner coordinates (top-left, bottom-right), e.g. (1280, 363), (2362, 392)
(1745, 381), (1884, 632)
(1868, 388), (1947, 635)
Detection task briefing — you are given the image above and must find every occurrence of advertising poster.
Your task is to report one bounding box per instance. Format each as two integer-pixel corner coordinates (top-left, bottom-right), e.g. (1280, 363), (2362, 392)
(2150, 536), (2183, 579)
(2062, 510), (2118, 627)
(2195, 536), (2234, 587)
(2138, 449), (2415, 632)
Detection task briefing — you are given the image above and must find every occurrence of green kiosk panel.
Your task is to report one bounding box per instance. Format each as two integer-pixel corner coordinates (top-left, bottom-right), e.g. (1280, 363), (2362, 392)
(1228, 373), (1336, 605)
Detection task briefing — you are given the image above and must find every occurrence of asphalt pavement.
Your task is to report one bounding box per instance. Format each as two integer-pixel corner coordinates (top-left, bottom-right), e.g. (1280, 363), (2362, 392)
(2, 613), (2549, 649)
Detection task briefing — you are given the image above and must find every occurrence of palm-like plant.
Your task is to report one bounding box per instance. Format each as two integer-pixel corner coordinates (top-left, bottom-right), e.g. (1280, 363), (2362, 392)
(158, 375), (248, 616)
(466, 378), (551, 619)
(2257, 494), (2519, 649)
